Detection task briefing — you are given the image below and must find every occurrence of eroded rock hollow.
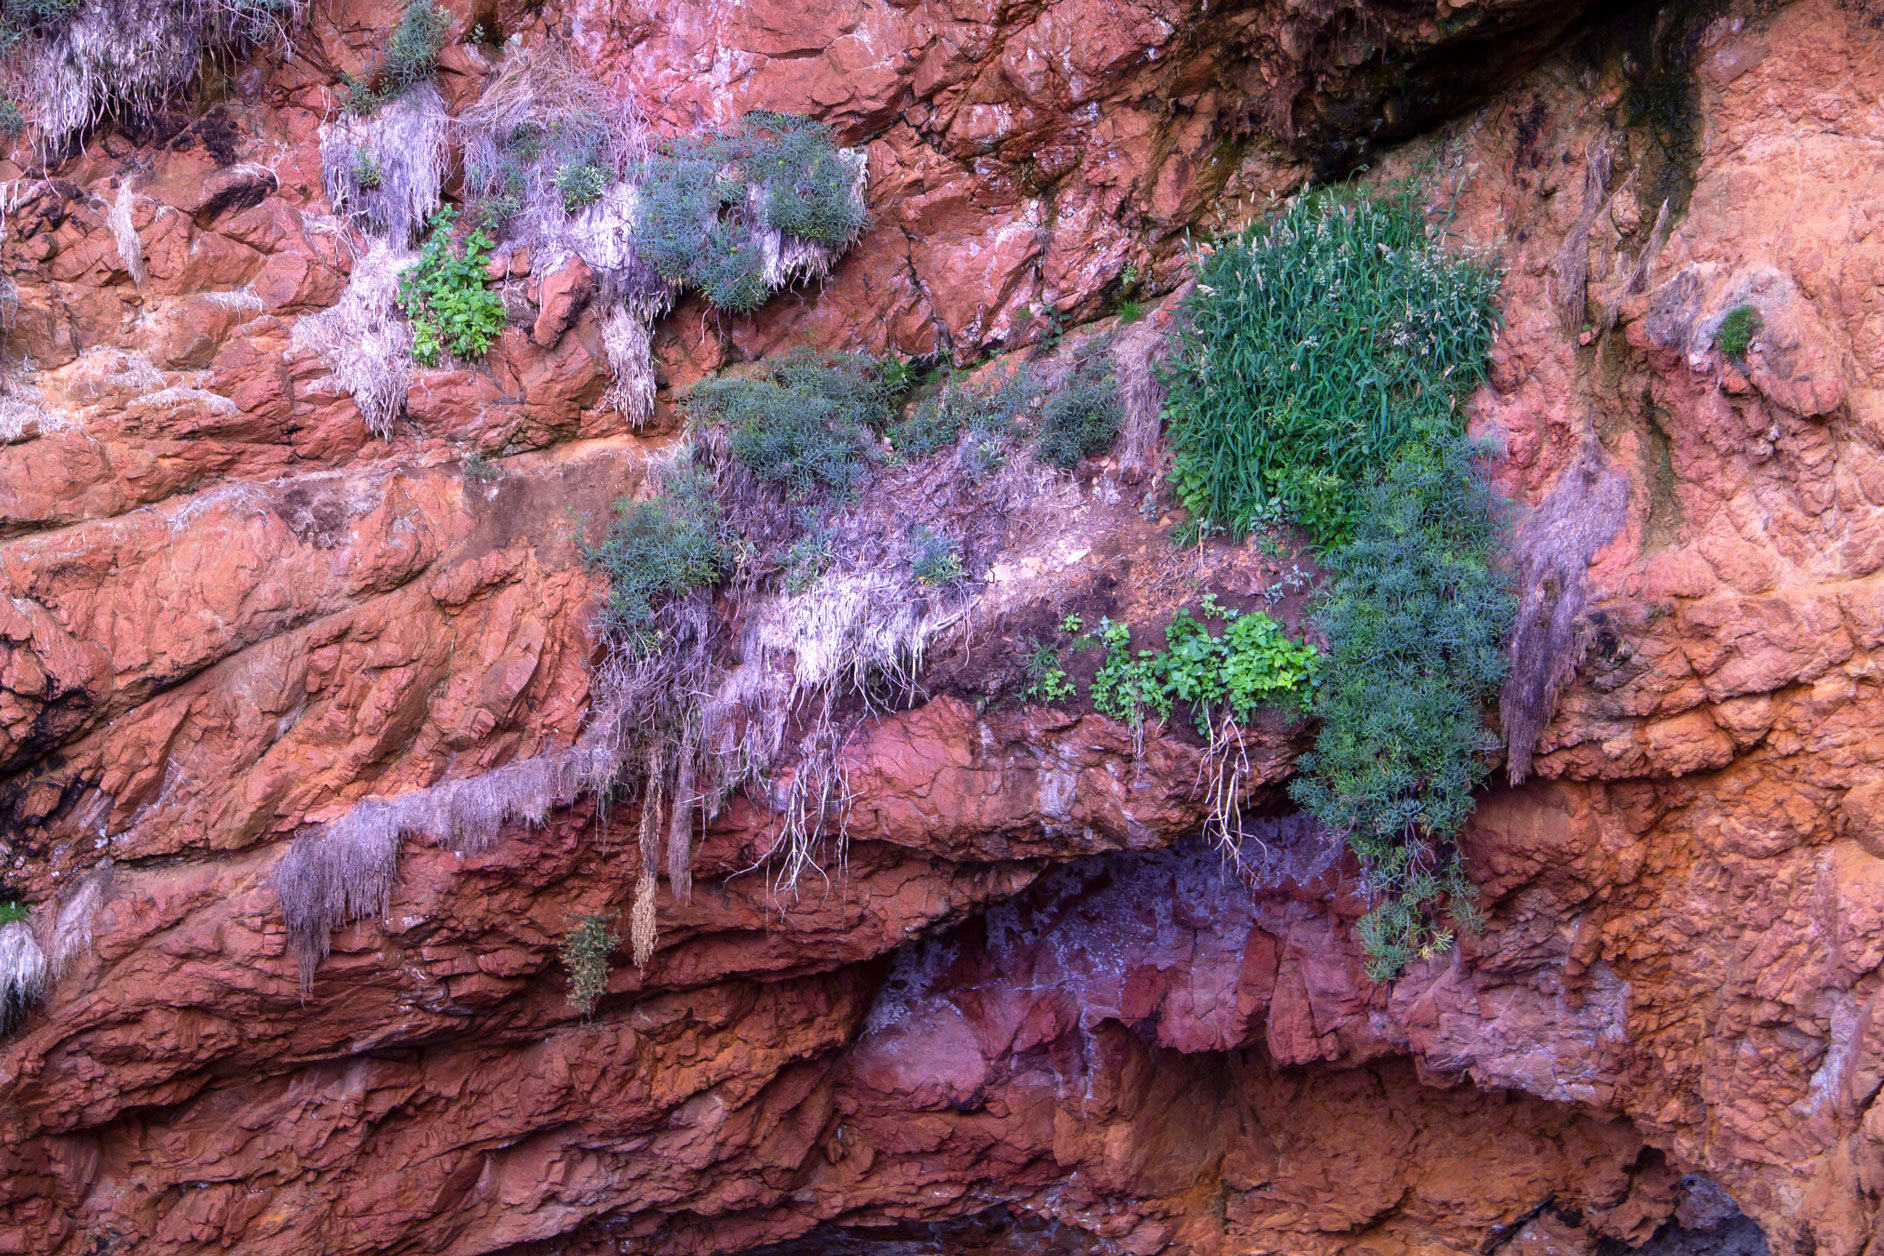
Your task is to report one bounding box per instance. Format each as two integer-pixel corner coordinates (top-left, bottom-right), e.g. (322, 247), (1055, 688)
(1, 0), (1880, 1252)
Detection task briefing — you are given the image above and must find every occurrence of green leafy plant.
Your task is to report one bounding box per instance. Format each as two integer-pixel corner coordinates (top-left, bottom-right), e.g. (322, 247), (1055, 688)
(910, 526), (966, 589)
(554, 161), (608, 212)
(1089, 597), (1317, 732)
(1034, 357), (1122, 470)
(560, 913), (619, 1016)
(687, 351), (895, 501)
(0, 100), (23, 140)
(1021, 638), (1075, 704)
(581, 464), (723, 642)
(1716, 303), (1760, 361)
(351, 147), (383, 190)
(461, 452), (500, 482)
(1161, 180), (1501, 545)
(397, 208), (507, 366)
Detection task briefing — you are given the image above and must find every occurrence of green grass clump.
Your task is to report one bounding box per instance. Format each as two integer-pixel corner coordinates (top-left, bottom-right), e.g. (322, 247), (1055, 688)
(889, 366), (1031, 461)
(910, 526), (966, 588)
(1289, 443), (1514, 980)
(582, 465), (722, 641)
(1034, 357), (1121, 470)
(398, 208), (507, 366)
(688, 352), (896, 500)
(0, 900), (26, 925)
(1716, 303), (1760, 361)
(1162, 181), (1500, 545)
(341, 0), (450, 114)
(1090, 596), (1317, 732)
(560, 914), (618, 1016)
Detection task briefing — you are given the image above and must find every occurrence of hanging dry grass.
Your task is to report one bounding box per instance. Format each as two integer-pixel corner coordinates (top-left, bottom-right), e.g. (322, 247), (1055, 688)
(1500, 435), (1629, 784)
(0, 919), (47, 1035)
(291, 238), (416, 436)
(6, 0), (301, 152)
(320, 82), (449, 247)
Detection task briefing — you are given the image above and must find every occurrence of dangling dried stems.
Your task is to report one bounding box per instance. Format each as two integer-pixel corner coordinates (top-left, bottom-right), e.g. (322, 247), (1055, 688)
(0, 920), (46, 1036)
(271, 740), (617, 989)
(1500, 434), (1629, 784)
(5, 0), (303, 154)
(320, 82), (450, 247)
(291, 238), (417, 436)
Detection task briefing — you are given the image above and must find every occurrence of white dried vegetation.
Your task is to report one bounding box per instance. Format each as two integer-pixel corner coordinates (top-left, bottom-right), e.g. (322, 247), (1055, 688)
(106, 180), (145, 287)
(271, 740), (618, 990)
(319, 82), (449, 248)
(4, 0), (301, 152)
(291, 238), (416, 436)
(0, 920), (47, 1035)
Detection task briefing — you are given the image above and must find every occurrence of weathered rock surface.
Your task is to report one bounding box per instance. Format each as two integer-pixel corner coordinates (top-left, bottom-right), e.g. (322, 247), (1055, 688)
(4, 0), (1884, 1252)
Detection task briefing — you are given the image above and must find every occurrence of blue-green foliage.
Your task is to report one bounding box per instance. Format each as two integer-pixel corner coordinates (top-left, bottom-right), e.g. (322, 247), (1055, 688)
(639, 113), (863, 311)
(686, 351), (896, 501)
(582, 465), (722, 643)
(1034, 357), (1122, 470)
(889, 365), (1031, 462)
(1162, 182), (1500, 545)
(1288, 445), (1514, 979)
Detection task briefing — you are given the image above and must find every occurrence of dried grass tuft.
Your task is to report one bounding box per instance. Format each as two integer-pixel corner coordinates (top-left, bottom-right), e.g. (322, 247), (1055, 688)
(1109, 314), (1167, 485)
(107, 181), (146, 288)
(1551, 139), (1611, 334)
(320, 83), (449, 247)
(291, 239), (416, 436)
(48, 863), (111, 977)
(1500, 435), (1629, 784)
(0, 380), (70, 442)
(271, 739), (620, 989)
(8, 0), (301, 152)
(0, 920), (47, 1036)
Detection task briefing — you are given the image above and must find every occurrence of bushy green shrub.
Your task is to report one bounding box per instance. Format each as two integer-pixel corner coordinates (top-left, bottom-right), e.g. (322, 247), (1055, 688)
(910, 526), (966, 588)
(637, 113), (863, 310)
(687, 351), (896, 500)
(1090, 597), (1317, 731)
(398, 208), (507, 366)
(1034, 357), (1121, 469)
(1716, 303), (1760, 361)
(560, 914), (619, 1016)
(889, 365), (1031, 461)
(1162, 181), (1500, 545)
(1289, 441), (1514, 980)
(582, 464), (723, 641)
(554, 161), (607, 212)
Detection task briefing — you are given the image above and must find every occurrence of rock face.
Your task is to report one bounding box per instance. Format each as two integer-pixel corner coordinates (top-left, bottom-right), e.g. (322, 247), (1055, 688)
(4, 0), (1884, 1252)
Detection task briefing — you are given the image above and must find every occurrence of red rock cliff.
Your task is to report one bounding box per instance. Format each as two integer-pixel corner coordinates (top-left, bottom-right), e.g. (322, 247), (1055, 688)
(3, 0), (1883, 1253)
